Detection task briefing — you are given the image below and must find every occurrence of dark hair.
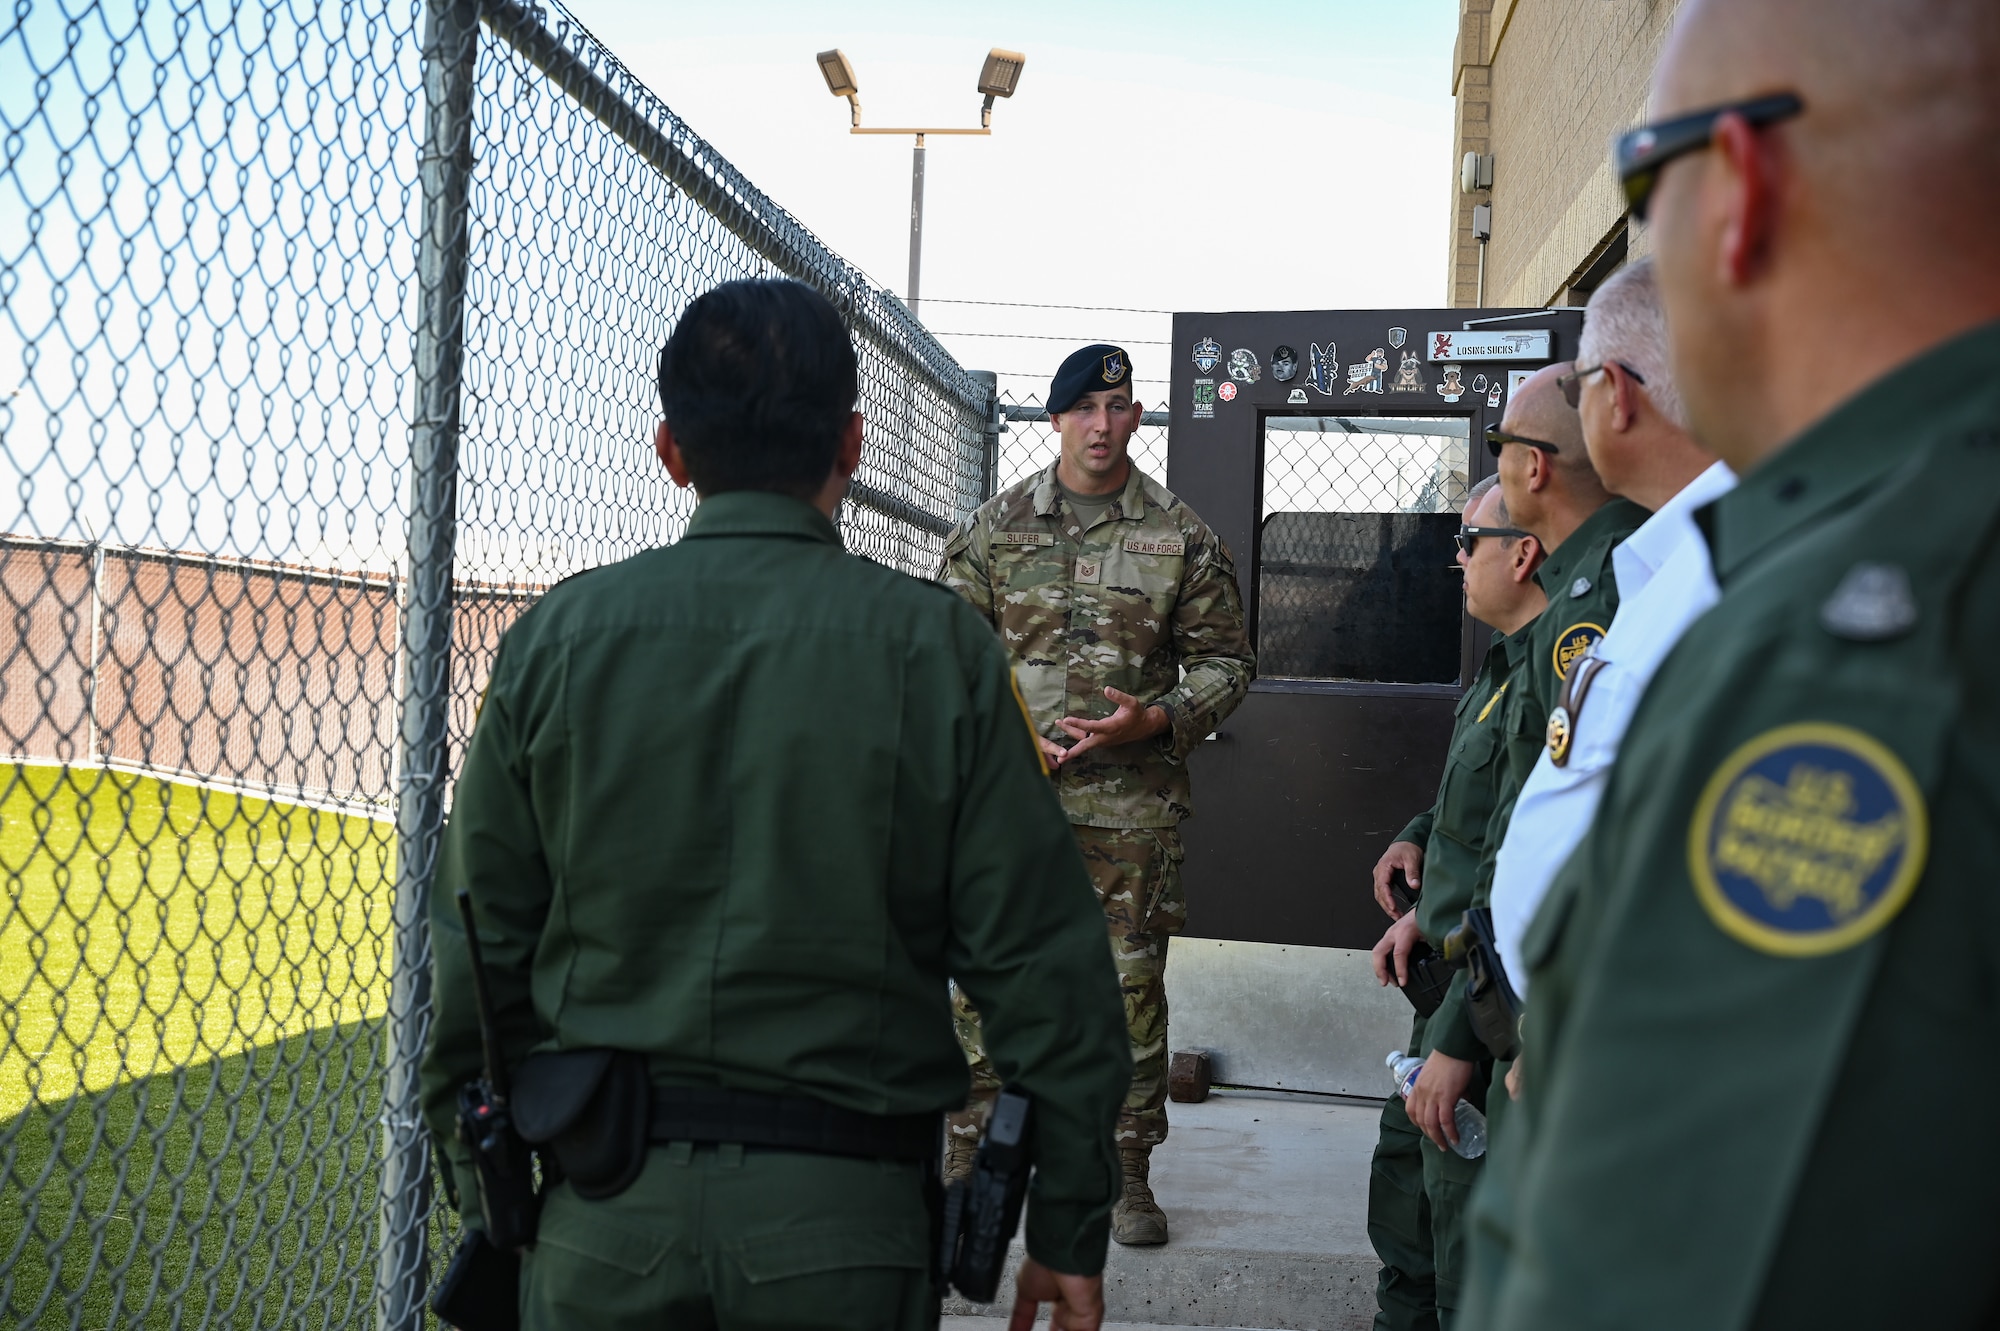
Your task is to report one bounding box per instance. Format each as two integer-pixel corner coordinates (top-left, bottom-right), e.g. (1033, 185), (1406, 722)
(655, 279), (859, 497)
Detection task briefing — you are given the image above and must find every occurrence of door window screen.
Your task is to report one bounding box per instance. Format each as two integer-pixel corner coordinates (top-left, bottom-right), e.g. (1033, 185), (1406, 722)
(1258, 416), (1470, 684)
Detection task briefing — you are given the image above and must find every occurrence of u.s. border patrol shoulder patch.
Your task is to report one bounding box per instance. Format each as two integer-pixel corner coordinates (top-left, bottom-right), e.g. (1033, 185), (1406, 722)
(1688, 722), (1928, 956)
(1551, 622), (1605, 681)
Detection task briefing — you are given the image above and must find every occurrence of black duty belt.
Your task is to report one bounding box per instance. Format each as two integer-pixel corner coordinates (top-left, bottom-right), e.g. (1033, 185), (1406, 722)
(650, 1085), (940, 1163)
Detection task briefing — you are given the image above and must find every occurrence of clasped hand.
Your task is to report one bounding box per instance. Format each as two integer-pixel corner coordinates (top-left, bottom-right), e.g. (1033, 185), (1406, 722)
(1039, 687), (1168, 769)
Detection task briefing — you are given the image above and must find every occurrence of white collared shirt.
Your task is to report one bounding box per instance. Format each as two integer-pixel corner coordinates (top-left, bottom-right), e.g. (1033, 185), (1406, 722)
(1491, 461), (1738, 996)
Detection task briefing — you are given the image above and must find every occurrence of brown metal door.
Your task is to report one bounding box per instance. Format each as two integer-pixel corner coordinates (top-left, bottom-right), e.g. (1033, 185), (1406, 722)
(1166, 308), (1582, 949)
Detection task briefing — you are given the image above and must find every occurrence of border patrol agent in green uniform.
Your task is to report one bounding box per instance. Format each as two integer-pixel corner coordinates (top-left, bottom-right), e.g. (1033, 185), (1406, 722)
(420, 281), (1130, 1330)
(1403, 370), (1645, 1161)
(1466, 0), (2000, 1321)
(1367, 478), (1546, 1331)
(937, 344), (1255, 1247)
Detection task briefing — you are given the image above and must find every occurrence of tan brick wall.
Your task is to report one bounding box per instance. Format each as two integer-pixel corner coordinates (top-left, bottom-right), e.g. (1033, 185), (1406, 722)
(1445, 0), (1682, 308)
(2, 535), (549, 806)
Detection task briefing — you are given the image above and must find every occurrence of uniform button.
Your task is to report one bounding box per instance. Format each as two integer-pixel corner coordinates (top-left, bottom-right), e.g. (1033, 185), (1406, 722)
(1776, 477), (1806, 501)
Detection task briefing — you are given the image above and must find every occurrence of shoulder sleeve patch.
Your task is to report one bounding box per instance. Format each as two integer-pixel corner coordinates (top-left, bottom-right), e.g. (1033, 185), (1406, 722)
(1123, 536), (1185, 556)
(1551, 622), (1607, 681)
(1688, 722), (1927, 957)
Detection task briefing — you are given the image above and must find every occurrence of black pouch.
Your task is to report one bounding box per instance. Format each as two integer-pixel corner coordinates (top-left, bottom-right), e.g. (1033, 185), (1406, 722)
(1400, 941), (1455, 1018)
(512, 1048), (651, 1201)
(1445, 908), (1523, 1062)
(431, 1226), (521, 1331)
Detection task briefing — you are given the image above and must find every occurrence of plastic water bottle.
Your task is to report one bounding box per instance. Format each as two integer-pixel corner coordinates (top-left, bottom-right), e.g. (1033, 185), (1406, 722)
(1387, 1050), (1487, 1160)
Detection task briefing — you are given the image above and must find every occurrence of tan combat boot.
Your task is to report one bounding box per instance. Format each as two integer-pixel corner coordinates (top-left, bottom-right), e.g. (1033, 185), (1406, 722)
(942, 1128), (980, 1186)
(942, 1093), (994, 1186)
(1111, 1144), (1168, 1246)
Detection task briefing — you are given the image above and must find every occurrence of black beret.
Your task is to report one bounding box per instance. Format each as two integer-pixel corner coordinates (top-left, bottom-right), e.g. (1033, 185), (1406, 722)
(1047, 344), (1133, 414)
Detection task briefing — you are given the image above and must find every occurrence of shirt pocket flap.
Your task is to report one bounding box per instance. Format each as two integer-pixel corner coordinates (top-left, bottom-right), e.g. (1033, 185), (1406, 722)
(727, 1216), (929, 1285)
(1453, 718), (1503, 771)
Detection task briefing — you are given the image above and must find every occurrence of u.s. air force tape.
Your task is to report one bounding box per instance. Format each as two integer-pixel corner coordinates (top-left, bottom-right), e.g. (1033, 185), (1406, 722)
(1687, 722), (1927, 956)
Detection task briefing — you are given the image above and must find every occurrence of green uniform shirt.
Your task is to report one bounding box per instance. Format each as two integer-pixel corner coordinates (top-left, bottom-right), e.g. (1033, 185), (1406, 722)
(1476, 320), (2000, 1329)
(419, 490), (1131, 1276)
(1399, 621), (1536, 1061)
(937, 462), (1256, 828)
(1428, 498), (1646, 1062)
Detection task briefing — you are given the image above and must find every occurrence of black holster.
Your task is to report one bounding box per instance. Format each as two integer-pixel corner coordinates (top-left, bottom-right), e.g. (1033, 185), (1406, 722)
(431, 1227), (521, 1331)
(1443, 907), (1524, 1061)
(1399, 940), (1456, 1018)
(939, 1086), (1033, 1304)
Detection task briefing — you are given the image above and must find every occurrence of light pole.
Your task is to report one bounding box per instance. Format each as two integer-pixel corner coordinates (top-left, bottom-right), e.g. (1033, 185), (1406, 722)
(816, 47), (1025, 317)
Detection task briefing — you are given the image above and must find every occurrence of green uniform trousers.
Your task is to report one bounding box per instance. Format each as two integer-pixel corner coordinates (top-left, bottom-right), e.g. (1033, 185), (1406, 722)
(1369, 1090), (1437, 1331)
(521, 1142), (937, 1330)
(1415, 1051), (1492, 1331)
(950, 825), (1183, 1149)
(1369, 1011), (1435, 1331)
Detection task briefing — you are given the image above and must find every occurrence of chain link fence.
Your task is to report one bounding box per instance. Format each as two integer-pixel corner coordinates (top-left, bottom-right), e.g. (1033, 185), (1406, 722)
(1257, 416), (1469, 684)
(993, 390), (1169, 494)
(0, 1), (993, 1325)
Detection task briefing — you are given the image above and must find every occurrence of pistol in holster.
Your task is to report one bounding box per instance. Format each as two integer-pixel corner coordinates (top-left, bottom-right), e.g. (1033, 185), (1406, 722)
(1442, 906), (1524, 1062)
(1398, 940), (1457, 1018)
(938, 1086), (1034, 1305)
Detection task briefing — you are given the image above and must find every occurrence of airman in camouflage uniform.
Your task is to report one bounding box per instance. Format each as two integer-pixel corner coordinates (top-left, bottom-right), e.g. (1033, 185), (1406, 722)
(938, 344), (1255, 1247)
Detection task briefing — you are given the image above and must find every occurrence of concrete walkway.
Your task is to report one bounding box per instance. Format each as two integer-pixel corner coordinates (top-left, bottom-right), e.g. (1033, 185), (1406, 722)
(942, 1088), (1384, 1331)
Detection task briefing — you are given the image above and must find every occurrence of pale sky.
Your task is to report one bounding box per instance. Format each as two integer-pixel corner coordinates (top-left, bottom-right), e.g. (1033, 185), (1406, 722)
(562, 0), (1462, 399)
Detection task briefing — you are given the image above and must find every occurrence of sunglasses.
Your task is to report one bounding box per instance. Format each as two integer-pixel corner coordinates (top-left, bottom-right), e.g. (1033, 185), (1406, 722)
(1485, 425), (1560, 458)
(1455, 525), (1529, 556)
(1616, 91), (1804, 221)
(1557, 361), (1646, 408)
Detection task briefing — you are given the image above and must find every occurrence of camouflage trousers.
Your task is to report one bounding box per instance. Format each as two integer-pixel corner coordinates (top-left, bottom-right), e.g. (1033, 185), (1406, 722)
(949, 824), (1186, 1150)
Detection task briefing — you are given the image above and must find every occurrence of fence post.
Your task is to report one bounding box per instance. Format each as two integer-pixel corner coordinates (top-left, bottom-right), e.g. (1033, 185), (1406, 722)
(378, 1), (480, 1328)
(970, 370), (1000, 507)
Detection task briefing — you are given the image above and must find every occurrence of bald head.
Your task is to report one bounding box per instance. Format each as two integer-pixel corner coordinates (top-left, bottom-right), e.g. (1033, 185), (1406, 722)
(1503, 364), (1591, 483)
(1660, 0), (2000, 238)
(1495, 363), (1609, 550)
(1647, 0), (2000, 469)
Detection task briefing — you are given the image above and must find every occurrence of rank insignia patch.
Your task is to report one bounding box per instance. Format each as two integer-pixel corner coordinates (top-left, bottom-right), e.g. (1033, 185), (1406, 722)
(1551, 622), (1605, 681)
(1689, 722), (1927, 956)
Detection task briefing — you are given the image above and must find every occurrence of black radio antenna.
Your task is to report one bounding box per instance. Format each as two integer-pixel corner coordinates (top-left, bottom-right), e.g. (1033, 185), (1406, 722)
(454, 889), (512, 1102)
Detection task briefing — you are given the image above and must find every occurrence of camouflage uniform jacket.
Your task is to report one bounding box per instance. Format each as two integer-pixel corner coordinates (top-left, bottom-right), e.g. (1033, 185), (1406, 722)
(938, 461), (1255, 828)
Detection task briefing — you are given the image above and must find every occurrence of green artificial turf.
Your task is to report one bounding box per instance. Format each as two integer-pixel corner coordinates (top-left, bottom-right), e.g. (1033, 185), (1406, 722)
(0, 765), (427, 1328)
(0, 764), (397, 1118)
(0, 1022), (391, 1329)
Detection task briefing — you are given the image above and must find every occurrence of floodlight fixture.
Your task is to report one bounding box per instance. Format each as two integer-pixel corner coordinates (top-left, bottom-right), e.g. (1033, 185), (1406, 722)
(817, 49), (861, 126)
(815, 45), (1028, 314)
(977, 48), (1025, 127)
(978, 48), (1025, 99)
